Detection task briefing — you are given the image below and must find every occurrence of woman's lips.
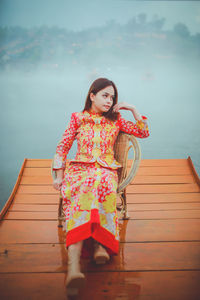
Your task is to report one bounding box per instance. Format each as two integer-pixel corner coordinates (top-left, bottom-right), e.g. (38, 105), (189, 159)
(104, 105), (110, 109)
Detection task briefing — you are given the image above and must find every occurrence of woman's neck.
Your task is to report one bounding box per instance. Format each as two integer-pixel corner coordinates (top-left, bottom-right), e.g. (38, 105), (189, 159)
(88, 108), (103, 116)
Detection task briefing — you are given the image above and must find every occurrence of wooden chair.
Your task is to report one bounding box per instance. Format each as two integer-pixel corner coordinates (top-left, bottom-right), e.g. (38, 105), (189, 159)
(114, 132), (141, 219)
(51, 132), (141, 228)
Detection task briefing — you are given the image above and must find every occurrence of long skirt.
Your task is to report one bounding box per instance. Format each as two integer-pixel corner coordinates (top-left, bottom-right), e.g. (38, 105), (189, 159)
(61, 161), (120, 259)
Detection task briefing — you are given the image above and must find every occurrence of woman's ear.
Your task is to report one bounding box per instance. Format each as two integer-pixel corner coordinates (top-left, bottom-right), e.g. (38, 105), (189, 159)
(90, 92), (94, 102)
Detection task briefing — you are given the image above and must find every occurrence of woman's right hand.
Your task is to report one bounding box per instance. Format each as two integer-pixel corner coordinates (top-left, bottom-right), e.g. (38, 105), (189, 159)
(53, 178), (63, 191)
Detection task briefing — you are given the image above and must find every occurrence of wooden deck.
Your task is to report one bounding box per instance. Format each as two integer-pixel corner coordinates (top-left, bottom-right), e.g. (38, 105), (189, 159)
(0, 157), (200, 300)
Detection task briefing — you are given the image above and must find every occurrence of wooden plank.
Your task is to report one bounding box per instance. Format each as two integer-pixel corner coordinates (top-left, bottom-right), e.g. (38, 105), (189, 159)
(0, 220), (64, 244)
(22, 158), (198, 178)
(21, 176), (53, 185)
(13, 192), (200, 205)
(25, 159), (52, 168)
(0, 242), (200, 273)
(126, 193), (200, 203)
(0, 219), (200, 244)
(23, 159), (190, 167)
(14, 194), (59, 204)
(0, 243), (67, 273)
(118, 219), (200, 242)
(23, 168), (51, 176)
(9, 202), (200, 213)
(81, 270), (200, 300)
(128, 165), (193, 176)
(120, 210), (200, 220)
(17, 185), (58, 194)
(9, 204), (58, 212)
(0, 273), (66, 300)
(16, 183), (200, 195)
(22, 165), (194, 176)
(25, 158), (189, 168)
(87, 242), (200, 271)
(131, 175), (196, 184)
(5, 209), (200, 221)
(4, 211), (58, 220)
(134, 158), (190, 167)
(127, 183), (200, 194)
(0, 271), (200, 300)
(20, 174), (196, 185)
(126, 202), (200, 211)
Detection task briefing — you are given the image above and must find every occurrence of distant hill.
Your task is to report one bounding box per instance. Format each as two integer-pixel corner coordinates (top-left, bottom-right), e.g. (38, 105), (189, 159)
(0, 16), (200, 71)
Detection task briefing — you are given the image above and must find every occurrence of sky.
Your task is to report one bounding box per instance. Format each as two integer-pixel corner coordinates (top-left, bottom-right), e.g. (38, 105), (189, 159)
(0, 0), (200, 34)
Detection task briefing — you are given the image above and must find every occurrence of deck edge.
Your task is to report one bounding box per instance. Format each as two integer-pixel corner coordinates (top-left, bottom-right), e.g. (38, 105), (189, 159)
(187, 156), (200, 187)
(0, 159), (27, 221)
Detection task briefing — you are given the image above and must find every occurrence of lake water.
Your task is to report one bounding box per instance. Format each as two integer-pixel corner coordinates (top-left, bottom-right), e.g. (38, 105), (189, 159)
(1, 62), (200, 211)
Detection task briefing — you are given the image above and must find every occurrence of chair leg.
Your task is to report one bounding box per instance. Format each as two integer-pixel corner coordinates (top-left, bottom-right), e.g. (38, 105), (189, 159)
(58, 194), (63, 228)
(121, 190), (129, 220)
(58, 218), (63, 228)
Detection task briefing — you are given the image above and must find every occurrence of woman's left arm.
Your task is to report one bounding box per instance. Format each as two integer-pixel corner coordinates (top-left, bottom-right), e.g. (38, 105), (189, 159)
(113, 102), (150, 138)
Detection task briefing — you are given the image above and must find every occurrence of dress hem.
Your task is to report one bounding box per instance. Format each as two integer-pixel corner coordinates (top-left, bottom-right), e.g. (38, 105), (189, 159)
(66, 209), (119, 259)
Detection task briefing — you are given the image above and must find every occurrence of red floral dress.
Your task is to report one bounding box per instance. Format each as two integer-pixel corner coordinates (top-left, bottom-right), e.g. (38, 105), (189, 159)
(53, 110), (149, 258)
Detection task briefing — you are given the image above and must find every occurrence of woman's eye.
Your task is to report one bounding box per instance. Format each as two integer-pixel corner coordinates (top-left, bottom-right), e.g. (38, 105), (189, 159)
(103, 95), (114, 100)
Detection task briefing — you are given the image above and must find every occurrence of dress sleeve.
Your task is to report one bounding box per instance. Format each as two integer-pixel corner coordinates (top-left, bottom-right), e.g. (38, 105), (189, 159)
(118, 114), (150, 138)
(52, 112), (79, 170)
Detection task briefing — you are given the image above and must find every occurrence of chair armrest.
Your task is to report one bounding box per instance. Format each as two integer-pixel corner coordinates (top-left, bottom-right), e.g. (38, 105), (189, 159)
(51, 160), (57, 181)
(117, 135), (141, 193)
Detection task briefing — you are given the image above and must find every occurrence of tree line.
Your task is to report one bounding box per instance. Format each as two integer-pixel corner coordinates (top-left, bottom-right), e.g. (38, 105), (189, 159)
(0, 13), (199, 70)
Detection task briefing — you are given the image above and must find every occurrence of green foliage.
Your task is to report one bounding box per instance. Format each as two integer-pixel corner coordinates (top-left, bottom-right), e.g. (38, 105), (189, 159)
(0, 16), (199, 71)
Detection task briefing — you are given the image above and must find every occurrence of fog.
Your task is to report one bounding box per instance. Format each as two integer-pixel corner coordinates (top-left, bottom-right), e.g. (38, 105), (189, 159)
(1, 11), (200, 210)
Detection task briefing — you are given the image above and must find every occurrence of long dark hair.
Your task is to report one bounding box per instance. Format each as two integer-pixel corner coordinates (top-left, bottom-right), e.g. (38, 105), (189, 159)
(82, 77), (119, 121)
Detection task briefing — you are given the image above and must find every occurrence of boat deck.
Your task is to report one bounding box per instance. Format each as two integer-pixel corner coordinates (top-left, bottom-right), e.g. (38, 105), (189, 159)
(0, 157), (200, 299)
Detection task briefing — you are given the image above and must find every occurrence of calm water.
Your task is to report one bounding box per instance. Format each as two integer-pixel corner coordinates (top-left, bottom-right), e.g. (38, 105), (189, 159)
(1, 62), (200, 211)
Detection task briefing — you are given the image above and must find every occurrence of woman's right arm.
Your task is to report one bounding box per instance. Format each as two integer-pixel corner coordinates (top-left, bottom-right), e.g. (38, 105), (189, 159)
(53, 169), (64, 191)
(52, 112), (79, 190)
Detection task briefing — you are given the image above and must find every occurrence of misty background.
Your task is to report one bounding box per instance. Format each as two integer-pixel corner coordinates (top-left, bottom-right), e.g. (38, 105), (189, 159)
(0, 0), (200, 211)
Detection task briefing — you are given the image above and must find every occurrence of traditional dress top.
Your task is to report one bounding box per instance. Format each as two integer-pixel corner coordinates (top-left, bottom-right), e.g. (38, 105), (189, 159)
(53, 110), (149, 170)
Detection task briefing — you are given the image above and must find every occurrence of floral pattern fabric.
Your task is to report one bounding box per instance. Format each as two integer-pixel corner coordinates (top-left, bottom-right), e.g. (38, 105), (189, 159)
(53, 110), (149, 170)
(53, 110), (150, 258)
(61, 161), (119, 257)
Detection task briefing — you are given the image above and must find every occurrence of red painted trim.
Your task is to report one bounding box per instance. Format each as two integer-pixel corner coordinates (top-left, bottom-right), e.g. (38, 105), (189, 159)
(66, 208), (119, 258)
(187, 156), (200, 187)
(0, 158), (27, 220)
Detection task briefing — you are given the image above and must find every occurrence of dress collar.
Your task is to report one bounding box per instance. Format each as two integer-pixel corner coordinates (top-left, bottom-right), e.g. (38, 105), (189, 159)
(83, 110), (103, 117)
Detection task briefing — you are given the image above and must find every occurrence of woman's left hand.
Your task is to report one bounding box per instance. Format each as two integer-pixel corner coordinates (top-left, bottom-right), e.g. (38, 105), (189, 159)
(112, 102), (135, 113)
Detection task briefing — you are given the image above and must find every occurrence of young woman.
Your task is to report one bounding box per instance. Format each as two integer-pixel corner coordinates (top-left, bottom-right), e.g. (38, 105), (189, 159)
(52, 77), (150, 294)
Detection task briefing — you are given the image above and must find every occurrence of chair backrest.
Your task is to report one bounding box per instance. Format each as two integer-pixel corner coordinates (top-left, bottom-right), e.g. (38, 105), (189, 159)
(51, 132), (141, 193)
(114, 132), (141, 193)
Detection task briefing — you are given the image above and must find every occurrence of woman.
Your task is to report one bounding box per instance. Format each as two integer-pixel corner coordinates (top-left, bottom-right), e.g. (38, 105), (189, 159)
(52, 78), (149, 294)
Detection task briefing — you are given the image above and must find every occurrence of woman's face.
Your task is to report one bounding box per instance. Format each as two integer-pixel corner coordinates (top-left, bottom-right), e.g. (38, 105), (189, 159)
(90, 85), (115, 114)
